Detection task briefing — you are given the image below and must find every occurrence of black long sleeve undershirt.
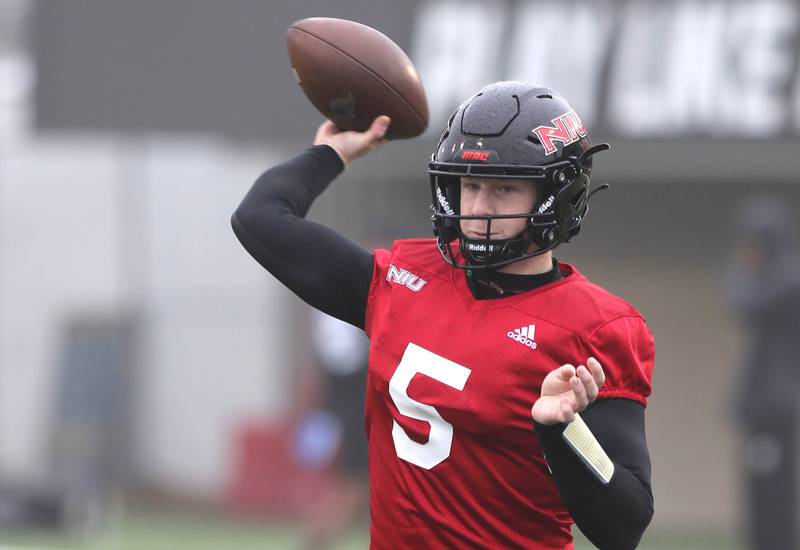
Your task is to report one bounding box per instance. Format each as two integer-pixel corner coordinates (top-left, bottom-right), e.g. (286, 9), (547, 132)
(535, 400), (653, 549)
(232, 145), (373, 328)
(232, 145), (653, 548)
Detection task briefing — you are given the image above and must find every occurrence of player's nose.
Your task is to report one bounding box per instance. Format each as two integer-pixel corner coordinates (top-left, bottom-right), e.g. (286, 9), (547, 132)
(469, 187), (496, 216)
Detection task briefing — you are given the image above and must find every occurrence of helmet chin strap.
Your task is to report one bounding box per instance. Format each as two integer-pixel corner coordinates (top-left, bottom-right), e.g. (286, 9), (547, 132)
(460, 235), (520, 267)
(459, 220), (544, 268)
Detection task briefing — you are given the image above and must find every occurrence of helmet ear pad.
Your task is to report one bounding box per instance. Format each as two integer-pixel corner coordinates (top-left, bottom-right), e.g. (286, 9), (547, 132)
(430, 175), (462, 242)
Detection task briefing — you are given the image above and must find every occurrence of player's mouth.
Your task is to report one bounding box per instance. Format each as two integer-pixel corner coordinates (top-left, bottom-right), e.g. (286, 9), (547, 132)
(465, 230), (503, 239)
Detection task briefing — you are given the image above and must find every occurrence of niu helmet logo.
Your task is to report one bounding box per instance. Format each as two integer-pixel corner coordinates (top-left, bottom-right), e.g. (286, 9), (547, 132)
(387, 264), (427, 292)
(459, 150), (490, 162)
(532, 110), (587, 156)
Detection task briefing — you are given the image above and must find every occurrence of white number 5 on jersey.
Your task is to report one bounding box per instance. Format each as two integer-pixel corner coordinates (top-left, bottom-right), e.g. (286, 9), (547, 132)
(389, 343), (472, 469)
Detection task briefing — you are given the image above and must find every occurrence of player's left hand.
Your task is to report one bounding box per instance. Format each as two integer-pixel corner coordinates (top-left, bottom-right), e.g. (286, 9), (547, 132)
(532, 358), (605, 425)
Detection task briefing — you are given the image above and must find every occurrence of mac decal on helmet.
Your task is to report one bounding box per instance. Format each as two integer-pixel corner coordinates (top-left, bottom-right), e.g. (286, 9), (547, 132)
(428, 81), (610, 269)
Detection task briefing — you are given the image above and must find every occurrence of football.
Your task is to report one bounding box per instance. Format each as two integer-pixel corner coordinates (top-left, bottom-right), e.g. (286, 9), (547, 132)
(286, 17), (429, 140)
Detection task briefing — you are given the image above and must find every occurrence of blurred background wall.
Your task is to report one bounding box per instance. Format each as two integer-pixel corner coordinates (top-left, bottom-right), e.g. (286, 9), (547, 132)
(1, 0), (799, 545)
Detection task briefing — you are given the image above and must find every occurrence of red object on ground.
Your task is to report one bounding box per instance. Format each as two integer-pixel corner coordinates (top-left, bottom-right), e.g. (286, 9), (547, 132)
(225, 419), (338, 519)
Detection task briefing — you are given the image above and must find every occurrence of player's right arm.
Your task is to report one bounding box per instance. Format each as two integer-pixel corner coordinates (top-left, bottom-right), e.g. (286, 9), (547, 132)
(231, 117), (390, 329)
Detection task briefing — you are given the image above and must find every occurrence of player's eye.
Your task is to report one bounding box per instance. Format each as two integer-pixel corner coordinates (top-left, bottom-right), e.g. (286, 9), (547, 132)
(462, 182), (480, 192)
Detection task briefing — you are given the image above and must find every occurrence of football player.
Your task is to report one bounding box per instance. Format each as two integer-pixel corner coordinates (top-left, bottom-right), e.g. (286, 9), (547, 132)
(728, 196), (800, 550)
(233, 82), (654, 549)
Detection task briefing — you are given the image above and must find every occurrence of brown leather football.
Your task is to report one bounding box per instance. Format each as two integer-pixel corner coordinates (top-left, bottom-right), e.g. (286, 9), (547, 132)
(287, 17), (428, 140)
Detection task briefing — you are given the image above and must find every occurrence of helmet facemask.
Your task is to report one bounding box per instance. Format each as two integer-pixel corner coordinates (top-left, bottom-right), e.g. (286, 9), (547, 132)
(430, 154), (604, 270)
(427, 82), (609, 270)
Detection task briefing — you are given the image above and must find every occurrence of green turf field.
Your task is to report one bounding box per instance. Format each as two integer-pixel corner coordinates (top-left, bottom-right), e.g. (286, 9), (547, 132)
(0, 503), (742, 550)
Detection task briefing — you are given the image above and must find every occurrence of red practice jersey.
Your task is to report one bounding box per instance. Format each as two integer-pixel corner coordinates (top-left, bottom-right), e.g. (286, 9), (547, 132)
(364, 239), (654, 549)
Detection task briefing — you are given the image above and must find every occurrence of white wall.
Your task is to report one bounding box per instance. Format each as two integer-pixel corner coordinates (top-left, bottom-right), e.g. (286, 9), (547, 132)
(0, 133), (290, 498)
(0, 138), (120, 478)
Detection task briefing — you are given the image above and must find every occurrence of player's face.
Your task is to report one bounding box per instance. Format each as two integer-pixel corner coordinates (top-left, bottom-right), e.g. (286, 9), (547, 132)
(459, 176), (538, 240)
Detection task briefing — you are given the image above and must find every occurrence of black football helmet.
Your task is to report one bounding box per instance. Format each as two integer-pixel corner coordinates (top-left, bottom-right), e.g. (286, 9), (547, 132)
(428, 81), (609, 269)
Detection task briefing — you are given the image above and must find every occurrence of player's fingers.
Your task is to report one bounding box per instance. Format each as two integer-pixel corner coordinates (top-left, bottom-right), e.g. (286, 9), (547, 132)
(587, 357), (605, 388)
(368, 115), (391, 140)
(577, 365), (599, 402)
(313, 119), (340, 144)
(571, 375), (588, 410)
(558, 364), (576, 381)
(353, 117), (391, 154)
(560, 397), (576, 423)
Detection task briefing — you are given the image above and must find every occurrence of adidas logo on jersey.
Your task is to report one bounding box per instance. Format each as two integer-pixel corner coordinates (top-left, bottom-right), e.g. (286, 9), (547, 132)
(507, 324), (537, 350)
(387, 264), (427, 292)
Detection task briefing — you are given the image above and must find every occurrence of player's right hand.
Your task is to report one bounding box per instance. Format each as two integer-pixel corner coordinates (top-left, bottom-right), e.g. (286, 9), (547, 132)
(314, 115), (391, 169)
